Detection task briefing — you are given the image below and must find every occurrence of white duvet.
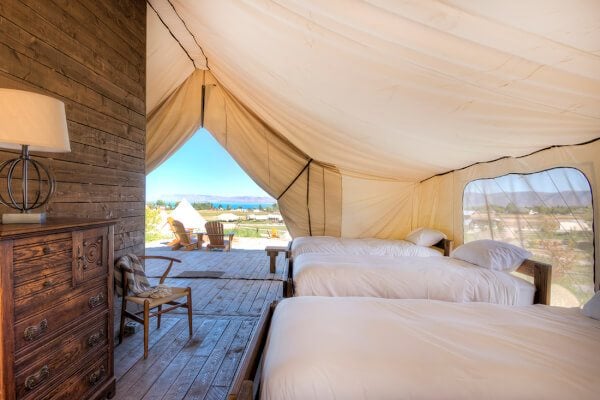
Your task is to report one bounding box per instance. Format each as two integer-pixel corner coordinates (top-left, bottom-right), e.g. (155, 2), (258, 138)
(291, 236), (442, 258)
(262, 297), (600, 400)
(293, 254), (535, 305)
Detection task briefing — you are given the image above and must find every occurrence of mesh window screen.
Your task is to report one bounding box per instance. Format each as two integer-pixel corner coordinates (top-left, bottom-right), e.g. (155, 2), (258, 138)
(463, 168), (594, 307)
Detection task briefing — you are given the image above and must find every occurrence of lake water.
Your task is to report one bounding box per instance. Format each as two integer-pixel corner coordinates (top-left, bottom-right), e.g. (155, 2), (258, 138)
(211, 202), (276, 210)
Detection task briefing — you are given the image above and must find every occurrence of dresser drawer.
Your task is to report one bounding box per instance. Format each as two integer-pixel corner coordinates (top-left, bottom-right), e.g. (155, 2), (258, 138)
(14, 313), (109, 400)
(14, 275), (105, 324)
(14, 283), (108, 353)
(14, 264), (73, 315)
(13, 252), (73, 284)
(13, 233), (72, 263)
(49, 355), (109, 400)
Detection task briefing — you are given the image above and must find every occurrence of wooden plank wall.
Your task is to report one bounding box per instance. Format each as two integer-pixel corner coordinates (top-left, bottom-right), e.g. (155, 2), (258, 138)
(0, 0), (146, 258)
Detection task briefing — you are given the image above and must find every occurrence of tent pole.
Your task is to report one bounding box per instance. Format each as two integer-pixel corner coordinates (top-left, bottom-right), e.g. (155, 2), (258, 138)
(307, 162), (312, 236)
(201, 83), (206, 128)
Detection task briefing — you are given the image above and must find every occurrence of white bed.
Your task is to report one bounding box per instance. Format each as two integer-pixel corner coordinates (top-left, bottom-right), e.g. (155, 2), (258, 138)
(293, 254), (536, 305)
(290, 236), (445, 259)
(260, 297), (600, 400)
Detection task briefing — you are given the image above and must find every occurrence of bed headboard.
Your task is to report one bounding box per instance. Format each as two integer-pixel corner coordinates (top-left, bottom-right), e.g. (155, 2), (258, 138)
(515, 259), (552, 305)
(433, 238), (453, 256)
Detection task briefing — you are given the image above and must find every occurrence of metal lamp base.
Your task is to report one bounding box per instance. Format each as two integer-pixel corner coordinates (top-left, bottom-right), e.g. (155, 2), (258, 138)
(2, 212), (47, 224)
(0, 145), (55, 222)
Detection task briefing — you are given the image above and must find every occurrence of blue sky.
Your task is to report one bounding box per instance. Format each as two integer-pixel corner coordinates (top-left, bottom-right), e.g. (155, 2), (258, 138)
(146, 129), (271, 201)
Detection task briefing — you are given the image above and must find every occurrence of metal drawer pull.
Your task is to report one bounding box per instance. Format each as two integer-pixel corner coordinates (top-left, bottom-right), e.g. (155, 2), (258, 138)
(23, 319), (48, 341)
(88, 366), (105, 386)
(42, 246), (51, 255)
(42, 280), (54, 288)
(24, 365), (50, 390)
(88, 293), (105, 309)
(87, 329), (105, 348)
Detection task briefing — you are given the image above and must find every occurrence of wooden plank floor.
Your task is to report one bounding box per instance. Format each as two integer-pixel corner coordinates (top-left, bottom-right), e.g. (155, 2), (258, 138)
(113, 248), (287, 400)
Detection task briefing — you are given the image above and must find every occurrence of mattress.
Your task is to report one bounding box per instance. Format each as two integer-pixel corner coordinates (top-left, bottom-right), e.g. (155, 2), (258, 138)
(293, 254), (535, 305)
(261, 297), (600, 400)
(291, 236), (443, 258)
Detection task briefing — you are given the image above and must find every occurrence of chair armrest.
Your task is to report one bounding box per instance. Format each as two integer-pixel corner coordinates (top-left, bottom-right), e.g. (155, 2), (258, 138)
(139, 255), (182, 263)
(139, 255), (181, 284)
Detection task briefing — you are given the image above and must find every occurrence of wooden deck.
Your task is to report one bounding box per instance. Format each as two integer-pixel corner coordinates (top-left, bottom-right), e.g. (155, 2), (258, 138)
(113, 248), (287, 400)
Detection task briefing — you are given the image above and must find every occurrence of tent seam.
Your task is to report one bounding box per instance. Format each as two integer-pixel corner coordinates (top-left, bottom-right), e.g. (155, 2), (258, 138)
(165, 0), (209, 68)
(146, 0), (197, 69)
(276, 159), (313, 200)
(322, 167), (326, 236)
(420, 136), (600, 184)
(307, 163), (312, 236)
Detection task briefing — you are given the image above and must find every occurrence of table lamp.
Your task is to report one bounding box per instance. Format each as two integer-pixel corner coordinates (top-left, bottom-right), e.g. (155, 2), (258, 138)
(0, 89), (71, 224)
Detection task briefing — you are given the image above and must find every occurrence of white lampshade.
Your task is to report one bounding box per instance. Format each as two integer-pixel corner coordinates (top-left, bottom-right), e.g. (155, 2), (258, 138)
(0, 89), (70, 152)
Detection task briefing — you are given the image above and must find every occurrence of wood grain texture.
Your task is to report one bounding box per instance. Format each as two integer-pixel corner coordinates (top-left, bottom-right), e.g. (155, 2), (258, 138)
(0, 220), (116, 400)
(516, 259), (553, 305)
(111, 249), (285, 400)
(0, 0), (146, 258)
(0, 241), (16, 400)
(227, 303), (276, 400)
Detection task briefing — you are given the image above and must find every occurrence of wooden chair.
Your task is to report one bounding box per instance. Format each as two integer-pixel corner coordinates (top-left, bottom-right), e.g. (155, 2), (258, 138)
(168, 217), (199, 250)
(205, 221), (235, 251)
(117, 255), (193, 359)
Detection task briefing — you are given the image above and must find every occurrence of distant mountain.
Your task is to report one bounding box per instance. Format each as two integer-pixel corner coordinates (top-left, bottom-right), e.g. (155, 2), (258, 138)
(155, 194), (276, 204)
(464, 191), (591, 208)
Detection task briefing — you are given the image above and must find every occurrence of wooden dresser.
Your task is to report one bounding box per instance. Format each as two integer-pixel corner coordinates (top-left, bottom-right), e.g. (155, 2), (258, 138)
(0, 220), (116, 400)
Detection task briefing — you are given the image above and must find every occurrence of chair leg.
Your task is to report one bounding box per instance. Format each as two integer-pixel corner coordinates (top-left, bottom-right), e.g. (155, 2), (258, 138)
(157, 305), (162, 329)
(143, 300), (150, 359)
(118, 297), (127, 345)
(186, 288), (193, 337)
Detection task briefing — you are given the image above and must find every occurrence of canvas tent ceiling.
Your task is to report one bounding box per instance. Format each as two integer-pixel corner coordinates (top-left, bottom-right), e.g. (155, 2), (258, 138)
(146, 1), (600, 287)
(148, 0), (599, 178)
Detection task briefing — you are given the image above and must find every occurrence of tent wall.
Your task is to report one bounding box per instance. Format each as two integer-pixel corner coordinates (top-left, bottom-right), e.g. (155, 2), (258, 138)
(414, 140), (600, 290)
(276, 163), (342, 238)
(202, 71), (342, 238)
(146, 4), (195, 114)
(147, 69), (598, 289)
(146, 70), (204, 173)
(341, 176), (416, 239)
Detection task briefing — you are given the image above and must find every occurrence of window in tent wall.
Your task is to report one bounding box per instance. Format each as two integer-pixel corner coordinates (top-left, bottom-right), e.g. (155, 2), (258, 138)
(462, 168), (594, 307)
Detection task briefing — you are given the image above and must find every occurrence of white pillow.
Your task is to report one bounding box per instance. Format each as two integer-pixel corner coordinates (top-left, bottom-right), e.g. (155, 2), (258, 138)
(583, 291), (600, 320)
(405, 227), (447, 247)
(451, 240), (532, 271)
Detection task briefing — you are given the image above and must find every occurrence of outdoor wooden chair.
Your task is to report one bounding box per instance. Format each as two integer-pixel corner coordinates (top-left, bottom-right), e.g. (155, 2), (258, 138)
(205, 221), (235, 251)
(117, 255), (193, 359)
(168, 217), (199, 250)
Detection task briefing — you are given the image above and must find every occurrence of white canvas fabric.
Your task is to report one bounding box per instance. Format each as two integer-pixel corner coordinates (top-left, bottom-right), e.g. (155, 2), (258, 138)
(291, 236), (442, 259)
(293, 254), (535, 305)
(261, 297), (600, 400)
(146, 1), (600, 287)
(146, 5), (196, 114)
(170, 198), (206, 230)
(148, 1), (600, 180)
